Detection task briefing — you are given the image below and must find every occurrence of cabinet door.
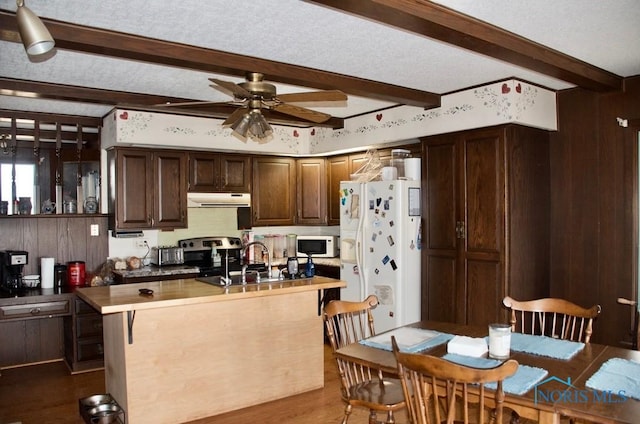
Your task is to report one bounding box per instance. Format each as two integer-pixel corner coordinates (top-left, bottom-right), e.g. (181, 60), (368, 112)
(327, 155), (350, 225)
(219, 155), (251, 192)
(423, 129), (505, 326)
(153, 151), (188, 229)
(252, 157), (296, 226)
(423, 135), (460, 323)
(188, 152), (219, 192)
(115, 149), (154, 229)
(189, 153), (251, 192)
(462, 130), (504, 326)
(296, 158), (327, 224)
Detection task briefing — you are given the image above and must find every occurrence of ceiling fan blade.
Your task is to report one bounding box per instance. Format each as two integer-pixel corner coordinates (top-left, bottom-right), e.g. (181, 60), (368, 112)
(222, 107), (249, 126)
(271, 103), (332, 124)
(276, 90), (348, 103)
(156, 101), (231, 109)
(209, 78), (253, 99)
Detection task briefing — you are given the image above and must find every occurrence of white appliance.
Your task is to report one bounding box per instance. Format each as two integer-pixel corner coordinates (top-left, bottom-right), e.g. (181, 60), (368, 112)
(339, 180), (422, 333)
(297, 235), (340, 258)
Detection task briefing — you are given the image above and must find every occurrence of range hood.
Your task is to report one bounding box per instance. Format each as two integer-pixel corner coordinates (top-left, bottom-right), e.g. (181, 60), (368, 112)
(187, 192), (251, 207)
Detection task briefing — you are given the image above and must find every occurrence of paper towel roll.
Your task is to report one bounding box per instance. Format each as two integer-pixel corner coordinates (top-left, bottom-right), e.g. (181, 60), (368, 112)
(41, 257), (55, 289)
(404, 158), (422, 181)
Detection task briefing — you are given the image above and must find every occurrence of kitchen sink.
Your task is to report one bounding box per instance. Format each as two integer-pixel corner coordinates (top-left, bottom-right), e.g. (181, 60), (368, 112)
(197, 272), (277, 286)
(196, 272), (307, 287)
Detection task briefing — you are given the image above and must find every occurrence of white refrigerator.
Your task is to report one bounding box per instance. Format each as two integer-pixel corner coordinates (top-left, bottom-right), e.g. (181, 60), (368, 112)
(339, 180), (422, 333)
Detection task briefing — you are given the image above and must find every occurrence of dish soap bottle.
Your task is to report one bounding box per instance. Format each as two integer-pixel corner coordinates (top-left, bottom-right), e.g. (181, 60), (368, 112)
(305, 254), (315, 277)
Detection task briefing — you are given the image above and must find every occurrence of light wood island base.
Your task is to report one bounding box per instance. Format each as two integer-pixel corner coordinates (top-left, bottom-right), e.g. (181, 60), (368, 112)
(77, 277), (345, 423)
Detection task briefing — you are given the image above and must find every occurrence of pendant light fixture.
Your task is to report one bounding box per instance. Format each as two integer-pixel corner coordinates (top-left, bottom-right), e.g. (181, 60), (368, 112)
(16, 0), (55, 56)
(227, 98), (273, 141)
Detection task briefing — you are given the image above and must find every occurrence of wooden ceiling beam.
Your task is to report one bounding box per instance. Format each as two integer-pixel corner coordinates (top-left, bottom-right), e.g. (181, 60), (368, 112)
(0, 108), (102, 127)
(0, 77), (194, 107)
(0, 11), (440, 110)
(309, 0), (623, 92)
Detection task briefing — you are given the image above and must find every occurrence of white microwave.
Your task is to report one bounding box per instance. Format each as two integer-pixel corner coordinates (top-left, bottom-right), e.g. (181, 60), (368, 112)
(297, 236), (340, 258)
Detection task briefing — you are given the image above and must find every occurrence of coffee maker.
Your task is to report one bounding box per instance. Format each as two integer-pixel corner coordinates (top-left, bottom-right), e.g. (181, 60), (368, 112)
(0, 250), (29, 290)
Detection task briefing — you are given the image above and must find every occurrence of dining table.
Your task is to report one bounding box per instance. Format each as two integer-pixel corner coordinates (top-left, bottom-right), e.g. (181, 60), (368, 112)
(334, 320), (640, 424)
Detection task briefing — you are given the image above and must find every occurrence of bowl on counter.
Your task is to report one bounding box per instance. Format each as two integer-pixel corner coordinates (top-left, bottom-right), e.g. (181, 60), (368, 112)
(22, 275), (40, 288)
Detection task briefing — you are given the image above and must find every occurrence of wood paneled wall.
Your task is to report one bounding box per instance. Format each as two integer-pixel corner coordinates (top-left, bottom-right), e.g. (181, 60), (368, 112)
(550, 76), (640, 346)
(0, 216), (109, 276)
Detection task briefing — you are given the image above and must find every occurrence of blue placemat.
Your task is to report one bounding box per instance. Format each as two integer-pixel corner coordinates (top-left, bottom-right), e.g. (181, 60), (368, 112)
(506, 333), (585, 360)
(442, 353), (548, 395)
(360, 327), (454, 353)
(585, 358), (640, 400)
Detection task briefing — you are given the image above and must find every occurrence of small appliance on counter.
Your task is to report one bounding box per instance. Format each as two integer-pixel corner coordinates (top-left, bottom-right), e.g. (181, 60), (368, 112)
(150, 246), (184, 266)
(297, 235), (339, 258)
(0, 250), (29, 291)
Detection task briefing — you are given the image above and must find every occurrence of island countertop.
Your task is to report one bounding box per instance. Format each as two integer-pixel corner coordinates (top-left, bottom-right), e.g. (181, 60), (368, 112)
(75, 276), (345, 314)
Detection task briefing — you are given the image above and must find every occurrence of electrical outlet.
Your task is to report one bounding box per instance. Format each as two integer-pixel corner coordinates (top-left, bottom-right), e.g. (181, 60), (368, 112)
(135, 240), (148, 248)
(90, 224), (99, 236)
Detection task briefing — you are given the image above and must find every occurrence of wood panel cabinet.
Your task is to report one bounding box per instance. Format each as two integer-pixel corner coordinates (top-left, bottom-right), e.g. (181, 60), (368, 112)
(188, 152), (251, 192)
(296, 158), (327, 225)
(327, 156), (351, 226)
(0, 294), (72, 370)
(422, 125), (549, 327)
(64, 296), (104, 373)
(108, 148), (188, 230)
(252, 157), (297, 226)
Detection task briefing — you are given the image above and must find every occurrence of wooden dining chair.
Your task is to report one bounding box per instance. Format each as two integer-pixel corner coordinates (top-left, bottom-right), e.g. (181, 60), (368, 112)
(502, 296), (601, 343)
(324, 295), (406, 424)
(391, 336), (519, 424)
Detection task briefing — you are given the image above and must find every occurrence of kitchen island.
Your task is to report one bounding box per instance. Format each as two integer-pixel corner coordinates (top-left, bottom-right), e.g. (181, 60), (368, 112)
(76, 276), (345, 424)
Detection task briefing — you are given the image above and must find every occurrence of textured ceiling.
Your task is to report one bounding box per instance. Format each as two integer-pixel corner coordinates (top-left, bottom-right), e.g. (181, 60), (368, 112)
(0, 0), (639, 121)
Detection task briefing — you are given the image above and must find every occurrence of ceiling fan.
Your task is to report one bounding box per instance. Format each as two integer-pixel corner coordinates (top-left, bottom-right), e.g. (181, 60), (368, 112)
(159, 72), (348, 140)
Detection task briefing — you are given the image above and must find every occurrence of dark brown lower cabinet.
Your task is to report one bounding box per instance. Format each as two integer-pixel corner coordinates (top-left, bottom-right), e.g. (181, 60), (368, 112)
(0, 294), (72, 372)
(422, 125), (550, 327)
(64, 296), (104, 373)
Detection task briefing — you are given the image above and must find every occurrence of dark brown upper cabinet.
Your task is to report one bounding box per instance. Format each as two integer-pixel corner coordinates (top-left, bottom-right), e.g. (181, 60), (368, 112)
(251, 157), (297, 226)
(296, 158), (327, 225)
(188, 152), (251, 193)
(108, 147), (188, 230)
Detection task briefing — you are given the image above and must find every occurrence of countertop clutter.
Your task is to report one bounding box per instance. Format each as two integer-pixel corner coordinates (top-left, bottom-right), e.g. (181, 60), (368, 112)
(112, 264), (199, 280)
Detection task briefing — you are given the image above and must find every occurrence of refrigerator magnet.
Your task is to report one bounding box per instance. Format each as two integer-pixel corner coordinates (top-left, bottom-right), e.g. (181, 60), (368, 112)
(374, 268), (380, 274)
(389, 220), (395, 227)
(382, 255), (390, 265)
(376, 197), (382, 206)
(371, 233), (377, 241)
(384, 200), (390, 210)
(387, 235), (395, 246)
(390, 259), (397, 270)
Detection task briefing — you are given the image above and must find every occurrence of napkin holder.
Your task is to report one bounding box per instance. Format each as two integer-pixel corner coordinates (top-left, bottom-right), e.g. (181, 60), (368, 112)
(447, 335), (488, 357)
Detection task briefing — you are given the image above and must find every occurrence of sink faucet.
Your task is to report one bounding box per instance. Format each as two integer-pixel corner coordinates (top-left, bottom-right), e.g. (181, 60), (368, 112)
(242, 241), (272, 281)
(241, 265), (261, 284)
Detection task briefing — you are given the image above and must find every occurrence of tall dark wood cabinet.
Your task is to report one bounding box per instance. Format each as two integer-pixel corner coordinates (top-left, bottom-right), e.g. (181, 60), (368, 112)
(422, 125), (550, 327)
(188, 152), (251, 192)
(108, 148), (188, 230)
(252, 157), (297, 226)
(296, 158), (327, 225)
(327, 155), (355, 226)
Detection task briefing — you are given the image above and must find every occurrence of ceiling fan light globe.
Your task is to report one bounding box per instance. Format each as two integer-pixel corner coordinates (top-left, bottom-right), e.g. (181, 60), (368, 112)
(16, 1), (55, 56)
(230, 113), (251, 138)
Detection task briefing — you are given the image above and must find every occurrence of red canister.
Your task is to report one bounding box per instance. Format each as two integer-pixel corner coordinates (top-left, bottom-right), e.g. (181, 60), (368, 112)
(67, 261), (86, 287)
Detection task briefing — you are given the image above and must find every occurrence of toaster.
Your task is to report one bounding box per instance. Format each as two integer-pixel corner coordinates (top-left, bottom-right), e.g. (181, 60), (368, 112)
(150, 246), (184, 266)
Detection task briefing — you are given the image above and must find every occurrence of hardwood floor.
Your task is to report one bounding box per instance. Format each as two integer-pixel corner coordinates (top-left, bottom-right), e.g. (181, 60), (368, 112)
(0, 344), (408, 424)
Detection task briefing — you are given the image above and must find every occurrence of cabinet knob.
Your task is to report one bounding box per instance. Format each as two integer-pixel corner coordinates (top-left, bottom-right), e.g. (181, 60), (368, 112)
(456, 221), (466, 239)
(30, 307), (41, 315)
